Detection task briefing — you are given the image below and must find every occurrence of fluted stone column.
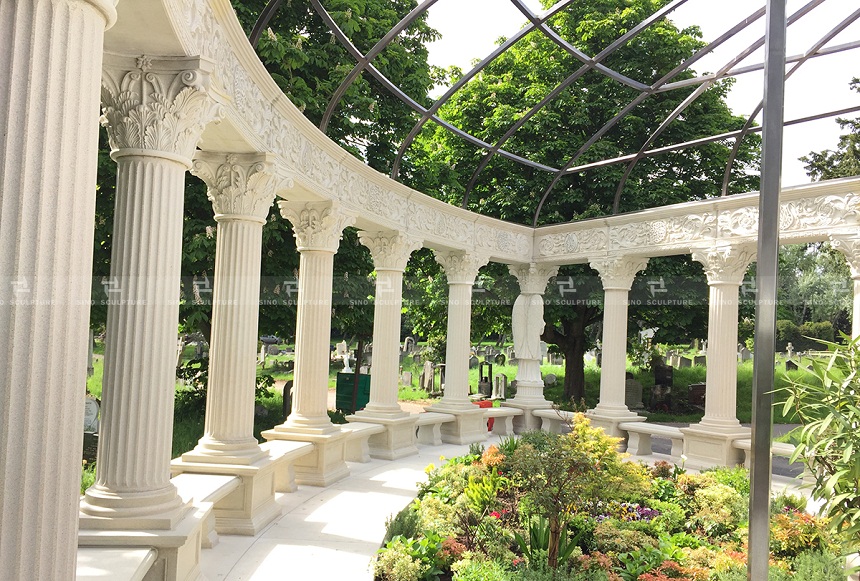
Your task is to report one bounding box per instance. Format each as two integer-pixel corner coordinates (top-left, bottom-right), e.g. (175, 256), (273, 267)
(348, 231), (423, 459)
(505, 263), (559, 431)
(682, 244), (755, 468)
(170, 153), (284, 535)
(79, 54), (219, 580)
(0, 1), (115, 578)
(586, 256), (648, 437)
(426, 251), (490, 444)
(263, 201), (354, 486)
(830, 235), (860, 339)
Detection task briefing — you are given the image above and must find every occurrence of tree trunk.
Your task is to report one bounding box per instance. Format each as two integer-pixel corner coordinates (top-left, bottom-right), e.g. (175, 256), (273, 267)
(547, 515), (561, 569)
(563, 338), (586, 404)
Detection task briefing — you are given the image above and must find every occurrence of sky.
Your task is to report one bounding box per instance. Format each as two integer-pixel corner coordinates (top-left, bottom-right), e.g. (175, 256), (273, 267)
(422, 0), (860, 187)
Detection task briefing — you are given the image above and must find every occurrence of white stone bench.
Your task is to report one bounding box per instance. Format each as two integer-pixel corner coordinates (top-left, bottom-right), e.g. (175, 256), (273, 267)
(484, 406), (523, 436)
(76, 547), (156, 581)
(171, 472), (240, 549)
(533, 408), (575, 433)
(413, 412), (456, 445)
(341, 421), (386, 462)
(619, 422), (684, 457)
(733, 439), (800, 469)
(260, 440), (316, 493)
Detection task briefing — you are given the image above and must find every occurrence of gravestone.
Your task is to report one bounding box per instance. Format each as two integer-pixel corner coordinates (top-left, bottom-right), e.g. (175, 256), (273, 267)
(267, 344), (280, 356)
(259, 344), (267, 366)
(539, 341), (549, 362)
(785, 359), (798, 372)
(786, 342), (794, 359)
(688, 383), (706, 407)
(83, 396), (99, 433)
(469, 355), (479, 369)
(678, 356), (692, 368)
(401, 371), (413, 386)
(494, 353), (507, 366)
(403, 337), (415, 353)
(654, 364), (673, 388)
(544, 373), (557, 387)
(739, 347), (752, 362)
(492, 374), (508, 399)
(693, 355), (706, 367)
(421, 361), (435, 392)
(625, 374), (644, 409)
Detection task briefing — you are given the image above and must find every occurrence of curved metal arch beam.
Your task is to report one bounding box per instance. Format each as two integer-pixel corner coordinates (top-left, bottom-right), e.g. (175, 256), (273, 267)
(460, 0), (693, 209)
(610, 0), (826, 214)
(545, 105), (860, 175)
(308, 0), (558, 172)
(249, 0), (285, 47)
(390, 0), (575, 179)
(509, 0), (650, 91)
(720, 5), (860, 196)
(530, 4), (769, 226)
(319, 0), (441, 133)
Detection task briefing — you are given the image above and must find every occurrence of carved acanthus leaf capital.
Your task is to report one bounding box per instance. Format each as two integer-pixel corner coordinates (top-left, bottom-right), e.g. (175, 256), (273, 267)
(192, 152), (280, 222)
(509, 263), (559, 295)
(691, 244), (756, 285)
(434, 251), (490, 285)
(829, 235), (860, 278)
(101, 54), (223, 164)
(278, 201), (355, 252)
(589, 256), (649, 290)
(358, 231), (423, 271)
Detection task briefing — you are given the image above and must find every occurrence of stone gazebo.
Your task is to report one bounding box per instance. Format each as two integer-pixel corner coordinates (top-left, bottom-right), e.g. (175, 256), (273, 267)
(2, 0), (860, 580)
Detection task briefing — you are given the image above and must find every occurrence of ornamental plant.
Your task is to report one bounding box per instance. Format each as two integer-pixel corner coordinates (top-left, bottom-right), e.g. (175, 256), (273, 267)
(780, 334), (860, 546)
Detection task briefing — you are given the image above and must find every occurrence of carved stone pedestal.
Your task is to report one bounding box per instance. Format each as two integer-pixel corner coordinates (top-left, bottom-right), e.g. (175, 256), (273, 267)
(347, 413), (419, 460)
(681, 425), (749, 469)
(262, 428), (349, 487)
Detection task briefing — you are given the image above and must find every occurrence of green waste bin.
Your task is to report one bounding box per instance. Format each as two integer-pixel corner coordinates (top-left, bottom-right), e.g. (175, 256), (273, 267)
(335, 372), (371, 413)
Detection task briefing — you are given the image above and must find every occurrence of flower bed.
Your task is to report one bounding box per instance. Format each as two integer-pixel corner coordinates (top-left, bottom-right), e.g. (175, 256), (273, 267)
(374, 414), (850, 581)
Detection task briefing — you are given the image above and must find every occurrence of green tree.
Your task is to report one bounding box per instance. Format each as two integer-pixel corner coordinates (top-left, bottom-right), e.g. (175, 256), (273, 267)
(403, 0), (760, 400)
(801, 79), (860, 181)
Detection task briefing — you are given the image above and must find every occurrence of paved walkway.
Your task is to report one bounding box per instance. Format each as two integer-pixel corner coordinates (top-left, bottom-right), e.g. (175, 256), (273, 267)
(200, 435), (503, 580)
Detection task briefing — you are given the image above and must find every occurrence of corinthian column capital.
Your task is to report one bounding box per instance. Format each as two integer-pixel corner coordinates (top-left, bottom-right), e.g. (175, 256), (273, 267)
(100, 54), (223, 165)
(358, 230), (423, 271)
(589, 255), (649, 290)
(830, 235), (860, 279)
(691, 244), (756, 285)
(434, 250), (490, 285)
(192, 152), (284, 223)
(278, 200), (355, 252)
(509, 263), (559, 295)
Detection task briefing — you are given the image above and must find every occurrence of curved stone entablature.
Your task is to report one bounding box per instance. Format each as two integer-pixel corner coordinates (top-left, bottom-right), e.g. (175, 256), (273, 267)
(110, 0), (534, 264)
(535, 178), (860, 263)
(106, 1), (860, 267)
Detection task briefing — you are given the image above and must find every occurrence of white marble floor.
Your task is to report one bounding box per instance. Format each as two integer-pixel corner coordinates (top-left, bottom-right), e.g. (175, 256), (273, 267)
(200, 436), (503, 580)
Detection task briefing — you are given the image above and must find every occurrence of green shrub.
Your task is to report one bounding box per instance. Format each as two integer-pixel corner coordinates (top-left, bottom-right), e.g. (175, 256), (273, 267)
(81, 461), (96, 495)
(592, 520), (658, 555)
(647, 500), (686, 535)
(770, 491), (808, 515)
(702, 466), (751, 496)
(452, 557), (511, 581)
(791, 550), (845, 580)
(374, 536), (430, 581)
(384, 504), (420, 544)
(689, 483), (748, 539)
(770, 509), (832, 560)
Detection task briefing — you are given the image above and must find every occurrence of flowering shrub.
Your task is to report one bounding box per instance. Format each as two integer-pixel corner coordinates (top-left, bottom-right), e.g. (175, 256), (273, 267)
(769, 508), (832, 559)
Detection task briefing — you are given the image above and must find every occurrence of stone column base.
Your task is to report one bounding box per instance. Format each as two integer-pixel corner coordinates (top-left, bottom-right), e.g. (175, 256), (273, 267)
(424, 404), (488, 445)
(346, 412), (419, 460)
(169, 455), (282, 536)
(502, 400), (552, 433)
(585, 408), (645, 440)
(681, 424), (750, 469)
(78, 503), (208, 581)
(262, 427), (349, 487)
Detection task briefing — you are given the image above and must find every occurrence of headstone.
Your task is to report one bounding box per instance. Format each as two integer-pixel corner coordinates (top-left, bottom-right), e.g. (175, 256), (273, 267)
(335, 340), (348, 358)
(421, 361), (435, 392)
(693, 339), (700, 352)
(625, 375), (644, 409)
(492, 374), (508, 399)
(469, 355), (479, 369)
(544, 373), (557, 387)
(693, 355), (706, 367)
(670, 354), (681, 368)
(359, 365), (369, 374)
(83, 396), (99, 433)
(739, 347), (752, 362)
(494, 353), (506, 366)
(688, 383), (706, 407)
(267, 344), (280, 356)
(403, 337), (415, 353)
(678, 356), (692, 368)
(701, 340), (707, 353)
(786, 342), (794, 359)
(539, 341), (549, 362)
(413, 353), (422, 364)
(401, 371), (413, 386)
(654, 364), (673, 388)
(785, 359), (798, 372)
(584, 350), (595, 363)
(259, 344), (267, 366)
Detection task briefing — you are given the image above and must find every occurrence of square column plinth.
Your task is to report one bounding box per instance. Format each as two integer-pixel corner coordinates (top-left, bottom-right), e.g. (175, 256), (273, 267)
(261, 428), (349, 487)
(424, 405), (488, 445)
(78, 505), (208, 581)
(169, 456), (282, 536)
